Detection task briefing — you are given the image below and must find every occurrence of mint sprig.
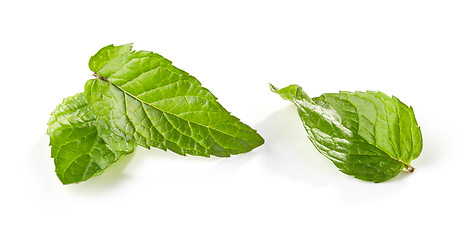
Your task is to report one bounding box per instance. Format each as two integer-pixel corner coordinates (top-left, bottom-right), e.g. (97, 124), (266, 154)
(47, 44), (264, 184)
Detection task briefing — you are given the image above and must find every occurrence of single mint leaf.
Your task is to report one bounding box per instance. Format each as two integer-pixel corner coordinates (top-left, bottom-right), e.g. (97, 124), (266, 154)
(270, 84), (422, 183)
(86, 44), (264, 157)
(47, 93), (135, 184)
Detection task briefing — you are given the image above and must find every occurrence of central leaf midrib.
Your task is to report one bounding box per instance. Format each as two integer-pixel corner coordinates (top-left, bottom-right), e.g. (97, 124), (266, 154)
(96, 76), (249, 147)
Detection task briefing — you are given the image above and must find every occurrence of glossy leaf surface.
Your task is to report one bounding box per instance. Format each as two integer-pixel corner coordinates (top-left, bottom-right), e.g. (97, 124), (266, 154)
(270, 84), (422, 182)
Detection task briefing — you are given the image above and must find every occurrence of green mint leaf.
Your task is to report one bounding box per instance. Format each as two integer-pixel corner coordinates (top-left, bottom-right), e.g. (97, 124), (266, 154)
(270, 84), (422, 183)
(86, 44), (264, 157)
(48, 43), (265, 184)
(47, 93), (135, 184)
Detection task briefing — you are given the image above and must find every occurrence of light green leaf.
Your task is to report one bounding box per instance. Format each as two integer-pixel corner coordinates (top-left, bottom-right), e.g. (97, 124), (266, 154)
(47, 93), (135, 184)
(86, 44), (264, 157)
(88, 43), (133, 73)
(271, 84), (422, 183)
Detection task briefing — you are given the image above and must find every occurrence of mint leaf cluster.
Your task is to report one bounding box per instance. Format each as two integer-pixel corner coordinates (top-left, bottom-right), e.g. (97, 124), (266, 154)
(270, 84), (422, 182)
(47, 44), (264, 184)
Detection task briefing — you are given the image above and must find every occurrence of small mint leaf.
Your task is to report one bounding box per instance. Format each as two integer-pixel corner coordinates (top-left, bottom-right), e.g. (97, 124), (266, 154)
(271, 84), (422, 182)
(47, 93), (135, 184)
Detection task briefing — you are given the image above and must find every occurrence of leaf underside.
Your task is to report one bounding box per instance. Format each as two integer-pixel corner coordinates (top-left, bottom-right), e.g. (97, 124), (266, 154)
(47, 44), (264, 184)
(270, 84), (422, 183)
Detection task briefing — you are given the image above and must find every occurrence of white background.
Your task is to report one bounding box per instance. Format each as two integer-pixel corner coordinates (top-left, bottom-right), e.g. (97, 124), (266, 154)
(1, 0), (458, 239)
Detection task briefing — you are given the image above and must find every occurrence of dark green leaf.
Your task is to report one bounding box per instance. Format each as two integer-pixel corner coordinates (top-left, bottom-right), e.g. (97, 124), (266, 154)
(270, 84), (422, 182)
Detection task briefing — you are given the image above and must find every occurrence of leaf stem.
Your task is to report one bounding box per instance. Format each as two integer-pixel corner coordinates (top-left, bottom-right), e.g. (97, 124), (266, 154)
(393, 157), (415, 173)
(405, 165), (415, 173)
(93, 72), (108, 82)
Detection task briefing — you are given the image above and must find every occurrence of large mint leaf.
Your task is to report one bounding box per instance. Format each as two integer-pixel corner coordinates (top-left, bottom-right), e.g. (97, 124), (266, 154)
(270, 84), (422, 182)
(47, 93), (135, 184)
(85, 44), (264, 157)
